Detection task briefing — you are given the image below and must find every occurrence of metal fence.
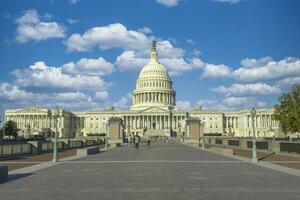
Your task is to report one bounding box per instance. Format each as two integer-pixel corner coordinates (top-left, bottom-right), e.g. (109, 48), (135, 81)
(86, 140), (96, 146)
(69, 140), (82, 149)
(247, 141), (268, 150)
(228, 140), (239, 146)
(280, 143), (300, 154)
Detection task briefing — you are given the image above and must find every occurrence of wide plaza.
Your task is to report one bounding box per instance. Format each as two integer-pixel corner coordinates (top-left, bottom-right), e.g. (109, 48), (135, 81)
(1, 142), (299, 200)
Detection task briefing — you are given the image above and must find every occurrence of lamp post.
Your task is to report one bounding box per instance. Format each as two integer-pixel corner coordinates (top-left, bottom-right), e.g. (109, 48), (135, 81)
(184, 112), (189, 143)
(178, 123), (181, 142)
(251, 108), (258, 162)
(52, 106), (60, 163)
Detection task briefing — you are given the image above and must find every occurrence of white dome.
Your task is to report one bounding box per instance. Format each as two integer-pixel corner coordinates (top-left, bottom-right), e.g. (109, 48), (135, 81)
(130, 41), (176, 111)
(138, 59), (170, 80)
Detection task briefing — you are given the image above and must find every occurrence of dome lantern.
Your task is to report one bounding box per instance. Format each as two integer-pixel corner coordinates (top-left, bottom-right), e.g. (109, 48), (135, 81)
(150, 40), (158, 62)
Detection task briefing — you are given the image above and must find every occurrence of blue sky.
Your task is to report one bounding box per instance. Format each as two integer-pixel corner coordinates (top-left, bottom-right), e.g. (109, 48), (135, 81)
(0, 0), (300, 117)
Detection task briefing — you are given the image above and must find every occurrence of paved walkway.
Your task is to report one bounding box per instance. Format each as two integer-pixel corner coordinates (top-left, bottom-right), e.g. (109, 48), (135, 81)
(0, 142), (299, 200)
(0, 149), (77, 171)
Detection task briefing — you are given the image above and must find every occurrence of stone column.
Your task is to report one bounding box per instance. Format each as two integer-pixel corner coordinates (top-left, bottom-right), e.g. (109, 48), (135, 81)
(160, 116), (162, 129)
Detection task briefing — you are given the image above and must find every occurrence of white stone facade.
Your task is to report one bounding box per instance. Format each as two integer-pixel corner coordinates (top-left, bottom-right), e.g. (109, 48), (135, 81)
(4, 41), (280, 138)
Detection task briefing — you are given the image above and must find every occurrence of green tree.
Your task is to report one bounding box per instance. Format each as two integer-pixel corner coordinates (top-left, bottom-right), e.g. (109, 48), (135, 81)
(3, 120), (19, 138)
(274, 84), (300, 137)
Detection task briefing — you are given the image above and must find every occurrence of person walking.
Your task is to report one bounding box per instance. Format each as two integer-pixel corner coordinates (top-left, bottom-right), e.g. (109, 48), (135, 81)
(146, 135), (151, 147)
(132, 134), (135, 148)
(134, 134), (140, 150)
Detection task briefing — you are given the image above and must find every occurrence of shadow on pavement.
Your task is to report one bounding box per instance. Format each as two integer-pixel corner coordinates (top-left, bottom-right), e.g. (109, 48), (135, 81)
(0, 173), (34, 184)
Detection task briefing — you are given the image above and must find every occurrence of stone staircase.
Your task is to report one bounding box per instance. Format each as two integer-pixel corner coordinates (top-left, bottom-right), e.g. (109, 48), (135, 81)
(145, 129), (166, 137)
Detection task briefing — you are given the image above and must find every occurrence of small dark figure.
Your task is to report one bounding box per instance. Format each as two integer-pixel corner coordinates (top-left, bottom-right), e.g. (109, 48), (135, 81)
(147, 135), (151, 147)
(134, 134), (140, 150)
(129, 135), (133, 148)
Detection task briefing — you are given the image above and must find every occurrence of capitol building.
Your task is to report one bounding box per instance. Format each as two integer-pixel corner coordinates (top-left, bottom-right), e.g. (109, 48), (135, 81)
(4, 41), (280, 139)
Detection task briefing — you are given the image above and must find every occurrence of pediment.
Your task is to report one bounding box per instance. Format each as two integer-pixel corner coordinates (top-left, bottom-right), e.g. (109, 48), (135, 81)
(138, 106), (169, 114)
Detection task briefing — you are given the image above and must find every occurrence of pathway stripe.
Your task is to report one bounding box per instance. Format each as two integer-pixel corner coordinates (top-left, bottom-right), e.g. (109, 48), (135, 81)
(1, 160), (243, 163)
(2, 160), (300, 164)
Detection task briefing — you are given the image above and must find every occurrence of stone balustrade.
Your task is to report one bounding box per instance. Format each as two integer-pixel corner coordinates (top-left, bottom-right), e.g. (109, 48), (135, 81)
(0, 139), (101, 158)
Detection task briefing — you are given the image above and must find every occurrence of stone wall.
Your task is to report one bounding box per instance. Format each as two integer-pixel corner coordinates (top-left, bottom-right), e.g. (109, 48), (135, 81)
(204, 136), (300, 154)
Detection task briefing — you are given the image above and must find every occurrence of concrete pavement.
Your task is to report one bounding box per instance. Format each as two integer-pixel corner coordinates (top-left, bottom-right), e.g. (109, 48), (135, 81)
(0, 141), (299, 200)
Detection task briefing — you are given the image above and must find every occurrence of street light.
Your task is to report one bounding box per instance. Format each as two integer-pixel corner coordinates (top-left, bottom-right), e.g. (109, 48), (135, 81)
(52, 106), (60, 163)
(184, 112), (189, 143)
(251, 108), (258, 162)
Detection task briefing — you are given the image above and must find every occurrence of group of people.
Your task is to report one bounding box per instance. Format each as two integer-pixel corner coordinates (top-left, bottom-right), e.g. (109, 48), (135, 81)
(128, 134), (151, 149)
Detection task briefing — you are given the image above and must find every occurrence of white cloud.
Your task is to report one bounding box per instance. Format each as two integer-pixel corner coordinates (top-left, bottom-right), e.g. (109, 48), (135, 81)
(196, 97), (266, 110)
(156, 40), (184, 58)
(15, 10), (65, 43)
(115, 51), (149, 72)
(212, 83), (281, 96)
(138, 27), (153, 34)
(0, 82), (33, 101)
(200, 63), (232, 79)
(212, 0), (241, 4)
(12, 61), (108, 92)
(233, 57), (300, 83)
(160, 57), (204, 76)
(94, 91), (109, 101)
(51, 91), (90, 102)
(65, 23), (184, 58)
(64, 23), (149, 52)
(113, 93), (132, 109)
(222, 96), (266, 108)
(196, 99), (218, 107)
(155, 0), (182, 7)
(276, 77), (300, 87)
(62, 57), (114, 76)
(194, 96), (267, 110)
(0, 82), (100, 110)
(240, 56), (273, 68)
(177, 100), (192, 110)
